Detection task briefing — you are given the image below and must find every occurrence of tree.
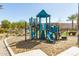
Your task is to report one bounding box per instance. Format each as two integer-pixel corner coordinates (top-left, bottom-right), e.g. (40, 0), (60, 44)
(17, 21), (28, 29)
(1, 19), (11, 29)
(68, 15), (77, 29)
(11, 22), (17, 29)
(11, 21), (28, 29)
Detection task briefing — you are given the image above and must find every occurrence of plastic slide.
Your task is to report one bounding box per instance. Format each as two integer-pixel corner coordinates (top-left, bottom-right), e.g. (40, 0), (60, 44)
(47, 31), (55, 42)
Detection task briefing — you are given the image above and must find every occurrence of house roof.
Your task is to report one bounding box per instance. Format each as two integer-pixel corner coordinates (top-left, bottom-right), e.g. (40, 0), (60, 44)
(36, 9), (50, 18)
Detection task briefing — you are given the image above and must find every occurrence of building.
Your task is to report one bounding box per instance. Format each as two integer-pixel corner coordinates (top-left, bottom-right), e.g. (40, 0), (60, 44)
(50, 23), (77, 30)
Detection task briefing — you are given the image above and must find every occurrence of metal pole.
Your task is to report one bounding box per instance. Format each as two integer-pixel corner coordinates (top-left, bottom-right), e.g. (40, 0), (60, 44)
(25, 21), (27, 41)
(46, 17), (47, 38)
(77, 3), (79, 47)
(49, 16), (51, 30)
(36, 17), (38, 39)
(39, 17), (41, 39)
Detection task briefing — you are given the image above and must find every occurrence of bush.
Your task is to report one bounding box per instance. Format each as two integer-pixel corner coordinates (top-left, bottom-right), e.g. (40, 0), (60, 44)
(0, 28), (7, 33)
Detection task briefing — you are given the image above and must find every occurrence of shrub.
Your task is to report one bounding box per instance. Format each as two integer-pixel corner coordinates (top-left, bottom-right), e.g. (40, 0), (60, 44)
(0, 28), (7, 33)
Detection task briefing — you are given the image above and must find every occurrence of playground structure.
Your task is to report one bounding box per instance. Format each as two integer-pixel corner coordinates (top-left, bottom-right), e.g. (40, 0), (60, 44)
(29, 10), (60, 43)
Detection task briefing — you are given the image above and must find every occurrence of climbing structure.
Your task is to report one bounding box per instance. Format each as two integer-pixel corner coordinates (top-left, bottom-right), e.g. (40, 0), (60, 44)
(29, 9), (60, 43)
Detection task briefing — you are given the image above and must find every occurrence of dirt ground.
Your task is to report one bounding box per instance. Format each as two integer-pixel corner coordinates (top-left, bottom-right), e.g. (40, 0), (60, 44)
(9, 36), (77, 56)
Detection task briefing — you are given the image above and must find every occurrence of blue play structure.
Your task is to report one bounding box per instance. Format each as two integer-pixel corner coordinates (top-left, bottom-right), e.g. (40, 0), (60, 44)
(31, 31), (35, 40)
(29, 10), (60, 43)
(47, 32), (55, 42)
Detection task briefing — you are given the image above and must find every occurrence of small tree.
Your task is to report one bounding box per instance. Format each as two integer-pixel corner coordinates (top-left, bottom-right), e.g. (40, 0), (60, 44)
(1, 19), (11, 29)
(17, 21), (28, 29)
(11, 22), (17, 29)
(68, 15), (77, 30)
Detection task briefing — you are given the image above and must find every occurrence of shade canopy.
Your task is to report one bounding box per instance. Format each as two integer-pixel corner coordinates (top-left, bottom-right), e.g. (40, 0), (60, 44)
(36, 9), (50, 18)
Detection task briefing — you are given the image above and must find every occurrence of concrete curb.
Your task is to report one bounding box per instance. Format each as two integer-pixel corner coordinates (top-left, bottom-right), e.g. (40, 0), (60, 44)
(4, 37), (15, 56)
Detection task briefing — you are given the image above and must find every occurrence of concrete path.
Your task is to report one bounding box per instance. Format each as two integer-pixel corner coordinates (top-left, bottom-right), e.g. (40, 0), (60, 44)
(0, 39), (10, 56)
(14, 49), (47, 56)
(57, 46), (79, 56)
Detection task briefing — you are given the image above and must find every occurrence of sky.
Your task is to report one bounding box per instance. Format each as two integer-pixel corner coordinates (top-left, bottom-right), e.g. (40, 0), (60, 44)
(0, 3), (78, 23)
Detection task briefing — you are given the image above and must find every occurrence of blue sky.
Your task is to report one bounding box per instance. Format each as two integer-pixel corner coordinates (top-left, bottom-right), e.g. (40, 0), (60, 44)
(0, 3), (78, 23)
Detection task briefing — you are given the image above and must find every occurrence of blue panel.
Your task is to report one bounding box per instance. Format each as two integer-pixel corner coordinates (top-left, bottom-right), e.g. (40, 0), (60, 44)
(50, 26), (59, 33)
(31, 31), (35, 39)
(41, 30), (45, 39)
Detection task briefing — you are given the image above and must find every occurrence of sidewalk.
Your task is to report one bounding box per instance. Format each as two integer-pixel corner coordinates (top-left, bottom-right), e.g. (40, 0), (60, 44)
(14, 49), (48, 56)
(57, 46), (79, 56)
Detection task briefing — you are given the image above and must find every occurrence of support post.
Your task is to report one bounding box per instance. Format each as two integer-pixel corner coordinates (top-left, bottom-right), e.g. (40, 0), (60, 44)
(34, 18), (35, 39)
(25, 21), (27, 41)
(46, 17), (47, 39)
(36, 17), (38, 39)
(39, 17), (41, 39)
(49, 16), (51, 30)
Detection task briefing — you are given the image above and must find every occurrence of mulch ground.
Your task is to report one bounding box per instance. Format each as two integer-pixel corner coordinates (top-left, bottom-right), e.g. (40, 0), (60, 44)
(9, 36), (77, 56)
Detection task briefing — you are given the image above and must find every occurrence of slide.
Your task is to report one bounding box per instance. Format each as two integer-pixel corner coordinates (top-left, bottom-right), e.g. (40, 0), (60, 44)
(47, 31), (55, 42)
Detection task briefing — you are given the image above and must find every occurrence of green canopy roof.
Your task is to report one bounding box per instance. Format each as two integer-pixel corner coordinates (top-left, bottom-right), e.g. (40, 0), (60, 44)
(36, 9), (50, 18)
